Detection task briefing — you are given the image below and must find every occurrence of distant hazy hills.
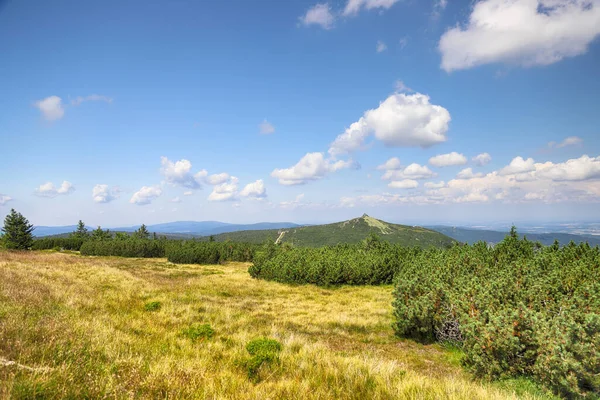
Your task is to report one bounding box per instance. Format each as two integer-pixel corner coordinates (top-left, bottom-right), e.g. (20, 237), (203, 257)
(427, 226), (600, 247)
(33, 221), (300, 238)
(209, 214), (455, 248)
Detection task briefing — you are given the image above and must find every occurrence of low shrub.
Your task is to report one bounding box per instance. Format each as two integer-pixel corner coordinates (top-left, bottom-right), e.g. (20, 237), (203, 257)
(392, 231), (600, 398)
(80, 239), (167, 257)
(181, 324), (214, 341)
(249, 238), (420, 286)
(167, 241), (257, 264)
(32, 237), (86, 251)
(243, 338), (282, 382)
(144, 301), (161, 312)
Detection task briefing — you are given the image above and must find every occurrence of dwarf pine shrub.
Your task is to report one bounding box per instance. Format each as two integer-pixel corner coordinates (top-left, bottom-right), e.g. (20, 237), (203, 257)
(392, 230), (600, 398)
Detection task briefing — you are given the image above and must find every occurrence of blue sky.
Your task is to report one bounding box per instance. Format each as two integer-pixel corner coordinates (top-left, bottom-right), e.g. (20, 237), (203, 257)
(1, 0), (600, 227)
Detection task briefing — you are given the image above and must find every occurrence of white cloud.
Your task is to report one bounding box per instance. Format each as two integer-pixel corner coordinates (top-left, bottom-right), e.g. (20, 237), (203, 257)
(183, 191), (193, 196)
(271, 152), (357, 185)
(376, 40), (387, 53)
(130, 185), (162, 205)
(456, 167), (484, 179)
(329, 93), (451, 156)
(344, 154), (600, 207)
(160, 157), (203, 189)
(208, 177), (239, 202)
(382, 163), (436, 180)
(279, 194), (306, 209)
(170, 196), (182, 203)
(439, 0), (600, 72)
(429, 152), (467, 167)
(394, 80), (412, 92)
(159, 157), (229, 188)
(455, 192), (489, 203)
(300, 3), (335, 29)
(548, 136), (583, 148)
(473, 152), (492, 166)
(92, 184), (120, 203)
(34, 96), (65, 121)
(205, 173), (230, 185)
(535, 155), (600, 181)
(35, 181), (74, 198)
(343, 0), (401, 16)
(388, 179), (419, 189)
(240, 179), (267, 198)
(71, 94), (113, 106)
(0, 194), (12, 206)
(424, 181), (446, 189)
(259, 119), (276, 134)
(377, 157), (402, 170)
(499, 156), (536, 175)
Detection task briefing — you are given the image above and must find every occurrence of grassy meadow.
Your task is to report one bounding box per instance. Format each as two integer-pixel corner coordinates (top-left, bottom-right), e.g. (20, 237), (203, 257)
(0, 251), (553, 399)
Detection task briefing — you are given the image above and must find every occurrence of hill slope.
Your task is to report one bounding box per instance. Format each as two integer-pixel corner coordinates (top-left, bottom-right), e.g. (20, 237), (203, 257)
(211, 214), (455, 248)
(427, 226), (600, 247)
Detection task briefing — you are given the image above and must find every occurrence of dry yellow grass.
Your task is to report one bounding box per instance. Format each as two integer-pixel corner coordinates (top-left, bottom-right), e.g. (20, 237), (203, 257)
(0, 251), (551, 399)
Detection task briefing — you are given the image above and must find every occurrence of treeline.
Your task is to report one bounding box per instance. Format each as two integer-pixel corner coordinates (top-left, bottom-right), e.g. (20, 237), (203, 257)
(29, 219), (257, 263)
(249, 235), (419, 285)
(392, 229), (599, 398)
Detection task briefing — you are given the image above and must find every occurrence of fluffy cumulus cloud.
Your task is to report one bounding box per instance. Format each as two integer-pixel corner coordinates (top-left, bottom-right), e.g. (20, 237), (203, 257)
(92, 184), (120, 203)
(376, 40), (387, 53)
(424, 181), (446, 189)
(271, 152), (357, 185)
(35, 181), (74, 198)
(205, 173), (230, 185)
(34, 96), (65, 121)
(473, 152), (492, 166)
(160, 156), (230, 188)
(0, 194), (12, 206)
(71, 94), (113, 106)
(343, 0), (401, 16)
(328, 93), (451, 156)
(342, 154), (600, 207)
(240, 179), (267, 199)
(130, 185), (162, 205)
(429, 152), (468, 167)
(439, 0), (600, 72)
(259, 119), (276, 134)
(388, 179), (419, 189)
(208, 177), (239, 202)
(499, 156), (536, 175)
(456, 168), (484, 179)
(377, 157), (402, 171)
(535, 155), (600, 181)
(548, 136), (583, 148)
(300, 3), (335, 29)
(382, 163), (436, 180)
(160, 157), (203, 189)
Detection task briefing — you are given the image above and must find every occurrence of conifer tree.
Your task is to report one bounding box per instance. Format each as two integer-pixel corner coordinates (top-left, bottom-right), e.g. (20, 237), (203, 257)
(91, 226), (111, 241)
(71, 220), (89, 239)
(134, 224), (150, 239)
(1, 209), (34, 249)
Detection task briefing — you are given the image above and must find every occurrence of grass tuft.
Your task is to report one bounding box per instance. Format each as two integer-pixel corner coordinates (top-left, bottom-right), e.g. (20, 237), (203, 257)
(144, 301), (162, 312)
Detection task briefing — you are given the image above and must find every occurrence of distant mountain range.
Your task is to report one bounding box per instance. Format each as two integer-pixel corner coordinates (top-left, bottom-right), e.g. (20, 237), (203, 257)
(32, 218), (600, 247)
(33, 221), (300, 238)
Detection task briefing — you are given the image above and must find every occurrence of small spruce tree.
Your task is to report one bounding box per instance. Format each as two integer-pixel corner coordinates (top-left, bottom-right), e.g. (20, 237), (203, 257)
(1, 209), (34, 250)
(91, 226), (111, 241)
(134, 224), (150, 239)
(71, 220), (89, 239)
